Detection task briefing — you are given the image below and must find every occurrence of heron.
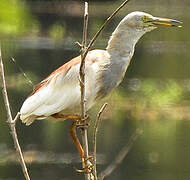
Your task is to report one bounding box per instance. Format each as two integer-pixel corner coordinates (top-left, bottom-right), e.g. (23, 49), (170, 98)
(20, 11), (182, 161)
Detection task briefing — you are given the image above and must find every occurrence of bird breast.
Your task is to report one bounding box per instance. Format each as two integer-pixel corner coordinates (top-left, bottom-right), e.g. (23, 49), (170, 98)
(96, 54), (132, 99)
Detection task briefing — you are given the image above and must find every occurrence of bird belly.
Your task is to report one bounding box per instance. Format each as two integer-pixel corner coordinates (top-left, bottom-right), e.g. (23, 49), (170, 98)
(20, 59), (99, 123)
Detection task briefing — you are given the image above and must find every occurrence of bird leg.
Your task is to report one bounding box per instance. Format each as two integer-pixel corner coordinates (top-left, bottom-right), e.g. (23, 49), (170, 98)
(75, 114), (90, 129)
(70, 121), (85, 160)
(51, 113), (90, 128)
(70, 119), (93, 174)
(51, 113), (81, 120)
(52, 113), (93, 173)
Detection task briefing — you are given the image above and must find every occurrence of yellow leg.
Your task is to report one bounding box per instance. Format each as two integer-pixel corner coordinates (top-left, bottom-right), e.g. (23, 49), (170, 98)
(69, 118), (93, 174)
(70, 122), (85, 161)
(51, 113), (81, 120)
(52, 113), (93, 173)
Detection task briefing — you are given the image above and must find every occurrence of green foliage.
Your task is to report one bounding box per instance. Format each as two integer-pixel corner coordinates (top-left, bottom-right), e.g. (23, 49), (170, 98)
(48, 23), (66, 39)
(97, 79), (184, 126)
(0, 0), (39, 36)
(141, 79), (183, 108)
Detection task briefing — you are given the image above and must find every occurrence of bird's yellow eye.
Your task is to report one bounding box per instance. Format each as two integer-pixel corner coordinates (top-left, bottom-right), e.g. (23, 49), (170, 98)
(142, 16), (150, 23)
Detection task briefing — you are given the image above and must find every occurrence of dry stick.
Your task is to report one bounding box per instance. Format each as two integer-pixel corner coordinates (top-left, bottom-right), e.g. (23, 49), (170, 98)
(83, 0), (132, 58)
(79, 2), (88, 118)
(98, 129), (143, 180)
(93, 103), (108, 180)
(0, 46), (31, 180)
(79, 2), (91, 180)
(11, 57), (34, 88)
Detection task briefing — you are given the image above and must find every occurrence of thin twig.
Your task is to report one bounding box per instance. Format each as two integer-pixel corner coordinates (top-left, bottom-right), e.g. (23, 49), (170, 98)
(79, 1), (89, 119)
(0, 45), (31, 180)
(11, 112), (20, 124)
(11, 57), (34, 88)
(98, 129), (143, 180)
(82, 2), (88, 49)
(79, 2), (91, 180)
(93, 103), (108, 180)
(83, 0), (132, 58)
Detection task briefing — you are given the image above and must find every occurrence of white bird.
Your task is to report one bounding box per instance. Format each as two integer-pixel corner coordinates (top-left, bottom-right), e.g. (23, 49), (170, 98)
(20, 12), (182, 126)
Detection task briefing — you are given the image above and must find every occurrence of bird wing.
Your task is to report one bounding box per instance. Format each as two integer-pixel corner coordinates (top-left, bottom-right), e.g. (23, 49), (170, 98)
(20, 50), (108, 123)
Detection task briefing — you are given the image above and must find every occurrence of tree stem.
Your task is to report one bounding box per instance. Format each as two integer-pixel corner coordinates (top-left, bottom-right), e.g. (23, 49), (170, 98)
(0, 45), (31, 180)
(79, 2), (91, 180)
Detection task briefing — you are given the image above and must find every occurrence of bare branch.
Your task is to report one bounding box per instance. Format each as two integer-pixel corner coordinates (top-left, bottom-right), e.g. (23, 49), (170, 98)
(84, 0), (132, 58)
(12, 112), (21, 124)
(98, 129), (143, 180)
(82, 2), (88, 48)
(0, 45), (31, 180)
(79, 1), (88, 120)
(79, 2), (91, 180)
(93, 103), (108, 180)
(11, 57), (34, 88)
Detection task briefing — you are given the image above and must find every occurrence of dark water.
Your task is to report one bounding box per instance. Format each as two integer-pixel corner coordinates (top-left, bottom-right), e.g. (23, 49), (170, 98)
(0, 0), (190, 179)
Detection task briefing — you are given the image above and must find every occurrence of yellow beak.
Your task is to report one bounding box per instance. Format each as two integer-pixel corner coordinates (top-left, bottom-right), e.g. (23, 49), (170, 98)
(149, 17), (182, 27)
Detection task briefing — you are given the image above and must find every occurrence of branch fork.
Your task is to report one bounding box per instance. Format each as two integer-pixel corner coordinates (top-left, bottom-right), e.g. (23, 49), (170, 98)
(0, 46), (31, 180)
(9, 112), (20, 125)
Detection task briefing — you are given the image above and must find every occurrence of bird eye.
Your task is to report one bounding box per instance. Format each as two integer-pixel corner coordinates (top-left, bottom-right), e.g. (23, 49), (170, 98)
(142, 16), (149, 23)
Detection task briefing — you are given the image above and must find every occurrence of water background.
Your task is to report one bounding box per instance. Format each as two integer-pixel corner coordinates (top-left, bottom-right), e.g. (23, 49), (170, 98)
(0, 0), (190, 179)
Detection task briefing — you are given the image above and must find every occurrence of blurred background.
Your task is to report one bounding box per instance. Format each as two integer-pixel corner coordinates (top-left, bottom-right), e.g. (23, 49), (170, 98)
(0, 0), (189, 179)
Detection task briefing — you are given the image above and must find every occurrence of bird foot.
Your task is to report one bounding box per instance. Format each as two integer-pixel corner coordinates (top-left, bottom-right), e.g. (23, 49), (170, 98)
(84, 155), (94, 163)
(76, 156), (94, 174)
(76, 114), (90, 129)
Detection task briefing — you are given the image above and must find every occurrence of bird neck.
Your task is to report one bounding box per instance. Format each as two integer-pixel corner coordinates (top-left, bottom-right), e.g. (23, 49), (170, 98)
(96, 23), (148, 99)
(106, 24), (146, 62)
(95, 24), (147, 99)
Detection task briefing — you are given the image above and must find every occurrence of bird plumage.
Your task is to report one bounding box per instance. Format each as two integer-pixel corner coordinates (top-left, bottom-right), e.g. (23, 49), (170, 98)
(20, 11), (182, 125)
(20, 50), (110, 125)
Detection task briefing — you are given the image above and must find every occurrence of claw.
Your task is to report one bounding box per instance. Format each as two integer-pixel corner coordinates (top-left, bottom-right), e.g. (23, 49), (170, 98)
(74, 156), (94, 174)
(84, 155), (94, 162)
(75, 161), (93, 174)
(76, 114), (90, 129)
(69, 115), (94, 176)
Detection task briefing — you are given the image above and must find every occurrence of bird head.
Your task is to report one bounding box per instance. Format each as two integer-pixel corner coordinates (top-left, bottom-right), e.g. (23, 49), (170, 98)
(123, 11), (182, 32)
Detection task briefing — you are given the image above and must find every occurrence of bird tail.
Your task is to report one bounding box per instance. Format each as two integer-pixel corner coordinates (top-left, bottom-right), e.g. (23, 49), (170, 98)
(20, 114), (36, 126)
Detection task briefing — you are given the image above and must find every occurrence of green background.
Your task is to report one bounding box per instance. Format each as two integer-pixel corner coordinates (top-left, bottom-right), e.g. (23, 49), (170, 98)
(0, 0), (190, 179)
